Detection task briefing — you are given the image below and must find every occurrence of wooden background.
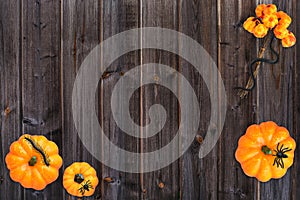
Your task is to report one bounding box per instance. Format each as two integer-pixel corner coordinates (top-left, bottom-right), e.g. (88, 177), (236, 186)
(0, 0), (299, 199)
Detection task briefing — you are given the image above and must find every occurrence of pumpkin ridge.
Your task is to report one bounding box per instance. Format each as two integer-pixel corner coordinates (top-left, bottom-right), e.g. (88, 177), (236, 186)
(47, 154), (63, 168)
(18, 137), (33, 156)
(269, 126), (291, 147)
(34, 165), (50, 184)
(7, 153), (27, 166)
(82, 168), (91, 176)
(256, 157), (272, 182)
(10, 166), (27, 181)
(64, 179), (78, 190)
(81, 166), (93, 176)
(237, 148), (261, 164)
(12, 140), (31, 159)
(44, 141), (59, 156)
(256, 145), (279, 181)
(259, 121), (277, 144)
(242, 153), (262, 177)
(266, 124), (279, 146)
(245, 125), (265, 144)
(243, 134), (262, 146)
(31, 167), (47, 189)
(20, 168), (33, 188)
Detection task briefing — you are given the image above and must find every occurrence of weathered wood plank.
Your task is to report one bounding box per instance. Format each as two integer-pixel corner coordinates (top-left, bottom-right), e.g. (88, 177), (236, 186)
(258, 1), (297, 199)
(0, 1), (299, 199)
(292, 1), (300, 199)
(141, 1), (180, 199)
(218, 0), (258, 199)
(62, 0), (101, 199)
(101, 0), (141, 199)
(0, 1), (23, 199)
(178, 0), (218, 199)
(21, 0), (62, 198)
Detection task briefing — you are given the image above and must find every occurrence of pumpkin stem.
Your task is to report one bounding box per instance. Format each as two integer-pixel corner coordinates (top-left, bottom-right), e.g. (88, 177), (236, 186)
(261, 145), (272, 155)
(74, 174), (84, 184)
(28, 156), (37, 166)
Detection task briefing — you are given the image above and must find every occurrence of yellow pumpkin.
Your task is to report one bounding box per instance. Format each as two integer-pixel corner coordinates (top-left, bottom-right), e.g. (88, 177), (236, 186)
(235, 121), (296, 182)
(63, 162), (99, 197)
(5, 134), (63, 190)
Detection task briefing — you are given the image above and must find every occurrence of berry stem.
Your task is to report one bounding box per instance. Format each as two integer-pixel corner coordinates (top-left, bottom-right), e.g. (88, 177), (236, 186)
(237, 32), (278, 98)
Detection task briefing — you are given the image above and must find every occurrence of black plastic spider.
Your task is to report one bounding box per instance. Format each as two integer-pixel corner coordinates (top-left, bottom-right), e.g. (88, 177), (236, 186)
(78, 180), (94, 195)
(272, 143), (292, 168)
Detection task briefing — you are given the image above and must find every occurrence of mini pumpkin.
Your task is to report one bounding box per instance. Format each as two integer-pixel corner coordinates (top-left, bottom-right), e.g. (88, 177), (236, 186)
(5, 134), (63, 190)
(235, 121), (296, 182)
(63, 162), (99, 197)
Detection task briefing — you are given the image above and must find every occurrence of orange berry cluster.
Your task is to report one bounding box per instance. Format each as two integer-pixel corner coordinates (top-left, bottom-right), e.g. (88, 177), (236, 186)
(243, 4), (296, 47)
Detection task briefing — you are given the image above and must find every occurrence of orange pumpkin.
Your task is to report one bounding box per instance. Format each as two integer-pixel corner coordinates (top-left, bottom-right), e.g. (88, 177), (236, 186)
(63, 162), (99, 197)
(5, 134), (63, 190)
(235, 121), (296, 182)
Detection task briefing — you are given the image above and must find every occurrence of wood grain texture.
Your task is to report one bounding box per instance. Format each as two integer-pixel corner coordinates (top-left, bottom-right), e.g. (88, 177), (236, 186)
(0, 1), (23, 199)
(141, 0), (180, 199)
(292, 1), (300, 199)
(257, 1), (297, 200)
(218, 0), (258, 199)
(101, 0), (141, 199)
(0, 0), (300, 199)
(62, 0), (101, 199)
(179, 0), (218, 199)
(21, 0), (62, 199)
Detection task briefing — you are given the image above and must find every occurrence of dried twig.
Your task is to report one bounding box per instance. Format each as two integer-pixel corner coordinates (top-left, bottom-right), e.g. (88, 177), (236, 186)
(237, 36), (272, 99)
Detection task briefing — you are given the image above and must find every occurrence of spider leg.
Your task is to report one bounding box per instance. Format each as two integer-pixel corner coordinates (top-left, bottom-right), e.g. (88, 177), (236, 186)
(282, 148), (292, 153)
(275, 157), (282, 168)
(279, 158), (284, 168)
(273, 157), (278, 167)
(281, 146), (290, 151)
(279, 144), (284, 151)
(276, 143), (280, 150)
(78, 187), (85, 195)
(277, 158), (282, 168)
